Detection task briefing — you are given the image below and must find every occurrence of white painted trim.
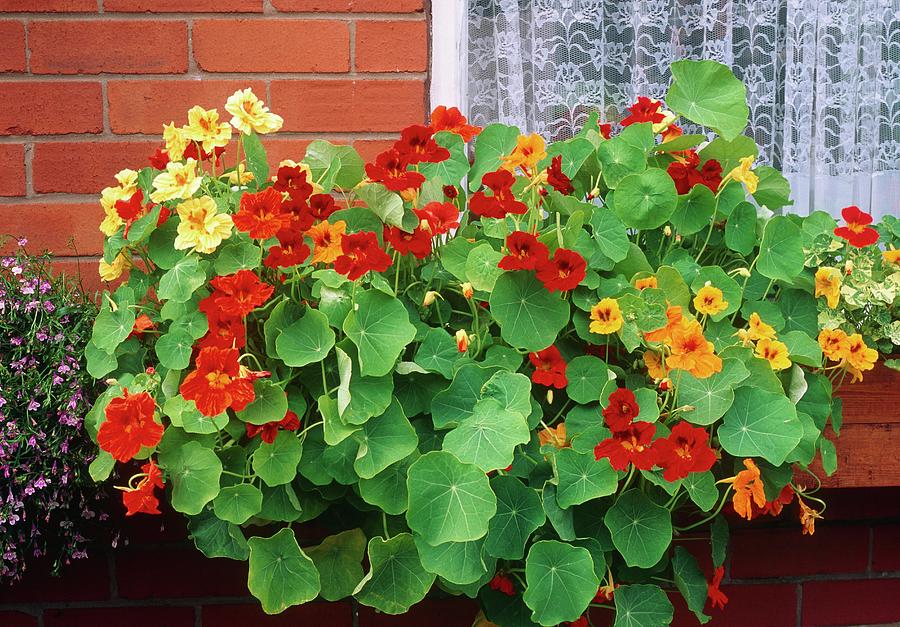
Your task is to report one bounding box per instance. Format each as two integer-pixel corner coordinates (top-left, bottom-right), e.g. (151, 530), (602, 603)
(429, 0), (467, 113)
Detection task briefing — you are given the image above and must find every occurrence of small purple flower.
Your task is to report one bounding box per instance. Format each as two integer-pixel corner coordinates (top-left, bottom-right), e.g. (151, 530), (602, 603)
(17, 237), (28, 247)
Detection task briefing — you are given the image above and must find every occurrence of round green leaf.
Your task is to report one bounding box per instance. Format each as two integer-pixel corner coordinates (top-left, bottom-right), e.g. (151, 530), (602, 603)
(214, 235), (262, 275)
(166, 441), (223, 515)
(590, 208), (631, 262)
(725, 201), (758, 256)
(666, 59), (749, 141)
(604, 490), (672, 568)
(611, 169), (678, 230)
(566, 355), (609, 404)
(468, 123), (520, 192)
(188, 509), (249, 561)
(406, 451), (497, 545)
(236, 379), (288, 426)
(485, 475), (545, 561)
(247, 528), (320, 614)
(212, 483), (263, 525)
(414, 535), (490, 585)
(358, 455), (415, 515)
(442, 398), (530, 472)
(682, 471), (719, 512)
(718, 386), (802, 465)
(252, 431), (303, 487)
(430, 363), (496, 429)
(343, 290), (417, 377)
(522, 540), (599, 626)
(307, 529), (367, 602)
(670, 184), (715, 235)
(678, 358), (749, 425)
(555, 449), (618, 508)
(757, 216), (804, 282)
(353, 399), (419, 479)
(482, 371), (533, 417)
(673, 547), (711, 624)
(489, 272), (570, 352)
(414, 328), (462, 379)
(465, 243), (505, 292)
(157, 255), (207, 303)
(275, 308), (335, 367)
(598, 136), (647, 189)
(91, 305), (136, 354)
(354, 533), (436, 614)
(613, 584), (675, 627)
(155, 328), (194, 371)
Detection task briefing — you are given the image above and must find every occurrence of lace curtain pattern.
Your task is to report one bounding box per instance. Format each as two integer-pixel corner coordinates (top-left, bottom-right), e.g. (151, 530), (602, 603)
(466, 0), (900, 217)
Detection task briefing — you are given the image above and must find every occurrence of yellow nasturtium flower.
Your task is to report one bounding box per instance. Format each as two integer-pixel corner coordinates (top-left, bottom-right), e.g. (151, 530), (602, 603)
(182, 106), (232, 153)
(726, 156), (759, 194)
(738, 312), (777, 345)
(163, 122), (190, 162)
(98, 252), (132, 282)
(150, 159), (201, 203)
(883, 246), (900, 266)
(174, 195), (233, 254)
(693, 284), (728, 316)
(814, 267), (841, 309)
(589, 298), (623, 334)
(99, 168), (139, 236)
(842, 333), (878, 382)
(755, 338), (791, 371)
(225, 88), (284, 135)
(818, 328), (850, 362)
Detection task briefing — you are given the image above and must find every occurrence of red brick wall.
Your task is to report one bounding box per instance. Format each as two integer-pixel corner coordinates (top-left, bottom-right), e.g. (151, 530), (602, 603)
(0, 0), (428, 293)
(1, 488), (898, 627)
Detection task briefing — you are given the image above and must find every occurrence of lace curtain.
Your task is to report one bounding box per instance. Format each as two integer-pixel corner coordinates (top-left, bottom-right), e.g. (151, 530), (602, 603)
(466, 0), (900, 218)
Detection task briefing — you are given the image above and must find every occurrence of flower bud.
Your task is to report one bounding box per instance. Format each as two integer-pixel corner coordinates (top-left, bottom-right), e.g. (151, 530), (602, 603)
(664, 225), (672, 237)
(546, 389), (554, 404)
(422, 290), (439, 307)
(461, 282), (474, 299)
(455, 329), (469, 353)
(145, 366), (156, 376)
(844, 259), (854, 275)
(735, 267), (752, 278)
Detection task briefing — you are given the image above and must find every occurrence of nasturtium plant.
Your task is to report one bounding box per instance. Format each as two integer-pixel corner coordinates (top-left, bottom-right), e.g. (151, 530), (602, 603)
(86, 65), (891, 625)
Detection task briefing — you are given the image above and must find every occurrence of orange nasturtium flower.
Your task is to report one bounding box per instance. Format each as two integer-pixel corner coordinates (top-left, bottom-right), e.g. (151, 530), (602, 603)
(501, 133), (547, 174)
(814, 267), (842, 309)
(723, 458), (767, 520)
(225, 88), (284, 135)
(589, 298), (623, 334)
(97, 389), (164, 463)
(693, 284), (728, 316)
(818, 328), (849, 362)
(306, 219), (347, 264)
(884, 246), (900, 266)
(644, 305), (683, 343)
(666, 320), (722, 379)
(538, 423), (569, 449)
(634, 275), (658, 291)
(798, 498), (823, 535)
(643, 350), (668, 380)
(755, 338), (792, 371)
(841, 333), (878, 382)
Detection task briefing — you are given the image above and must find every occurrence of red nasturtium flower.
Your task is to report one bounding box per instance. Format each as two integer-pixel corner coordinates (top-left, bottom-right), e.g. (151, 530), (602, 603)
(393, 124), (451, 165)
(529, 345), (568, 388)
(762, 484), (795, 516)
(198, 311), (246, 350)
(308, 193), (338, 221)
(333, 231), (393, 281)
(429, 105), (482, 142)
(707, 565), (729, 610)
(365, 148), (426, 193)
(246, 410), (301, 444)
(233, 187), (290, 239)
(180, 346), (256, 416)
(833, 205), (879, 247)
(114, 189), (148, 238)
(498, 231), (550, 271)
(488, 573), (515, 596)
(184, 142), (225, 162)
(602, 388), (640, 432)
(565, 617), (588, 627)
(384, 225), (432, 259)
(415, 201), (459, 235)
(666, 151), (723, 195)
(621, 96), (666, 127)
(129, 313), (155, 339)
(594, 421), (658, 470)
(97, 389), (164, 463)
(149, 147), (170, 170)
(470, 169), (528, 218)
(653, 421), (717, 482)
(264, 228), (311, 269)
(545, 154), (574, 194)
(598, 121), (612, 139)
(208, 270), (274, 318)
(535, 248), (586, 292)
(121, 459), (164, 516)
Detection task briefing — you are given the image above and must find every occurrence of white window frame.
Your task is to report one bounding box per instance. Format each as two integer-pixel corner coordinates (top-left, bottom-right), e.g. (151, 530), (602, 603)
(429, 0), (467, 113)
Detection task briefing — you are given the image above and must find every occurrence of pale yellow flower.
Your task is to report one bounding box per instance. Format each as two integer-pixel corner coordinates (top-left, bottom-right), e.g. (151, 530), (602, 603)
(225, 163), (254, 185)
(150, 159), (202, 203)
(163, 122), (189, 162)
(182, 106), (232, 153)
(727, 156), (759, 194)
(98, 252), (132, 281)
(225, 88), (284, 135)
(99, 169), (139, 236)
(174, 195), (233, 254)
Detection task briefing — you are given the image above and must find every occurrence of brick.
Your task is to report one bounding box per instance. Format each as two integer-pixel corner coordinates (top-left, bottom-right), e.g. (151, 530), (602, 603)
(29, 20), (188, 74)
(0, 0), (96, 10)
(730, 525), (869, 579)
(0, 612), (37, 627)
(359, 598), (479, 625)
(0, 143), (24, 196)
(0, 555), (110, 603)
(271, 79), (425, 132)
(872, 523), (900, 572)
(108, 79), (266, 134)
(0, 82), (102, 135)
(670, 583), (797, 627)
(116, 546), (247, 599)
(272, 0), (423, 11)
(802, 578), (900, 626)
(261, 137), (313, 167)
(119, 504), (190, 544)
(52, 257), (103, 295)
(352, 139), (393, 162)
(0, 20), (24, 72)
(105, 0), (263, 11)
(33, 141), (157, 194)
(202, 602), (351, 626)
(44, 607), (194, 627)
(193, 19), (349, 73)
(816, 487), (900, 521)
(0, 202), (103, 255)
(355, 20), (427, 72)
